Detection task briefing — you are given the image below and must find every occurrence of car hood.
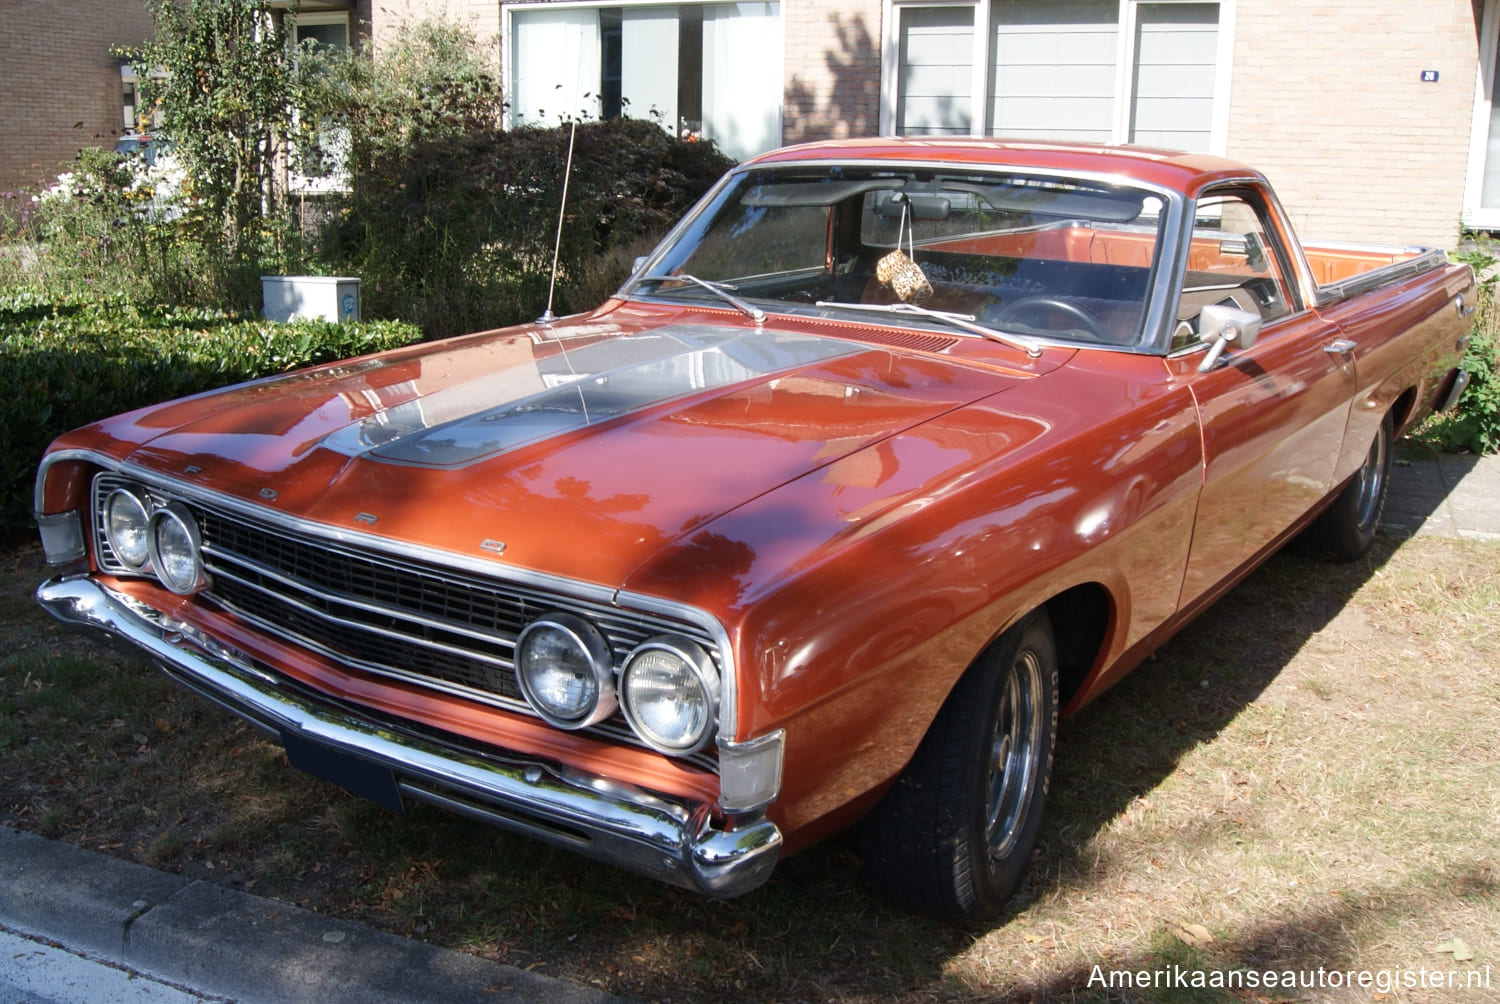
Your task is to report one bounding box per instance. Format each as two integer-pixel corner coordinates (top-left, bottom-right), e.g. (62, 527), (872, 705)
(97, 312), (1062, 586)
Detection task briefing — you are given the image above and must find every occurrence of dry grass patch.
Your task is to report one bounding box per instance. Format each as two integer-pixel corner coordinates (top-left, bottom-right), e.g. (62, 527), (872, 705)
(949, 539), (1500, 1003)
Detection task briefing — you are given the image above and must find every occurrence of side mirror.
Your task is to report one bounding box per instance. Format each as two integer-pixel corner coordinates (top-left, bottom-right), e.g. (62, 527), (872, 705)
(1196, 304), (1263, 372)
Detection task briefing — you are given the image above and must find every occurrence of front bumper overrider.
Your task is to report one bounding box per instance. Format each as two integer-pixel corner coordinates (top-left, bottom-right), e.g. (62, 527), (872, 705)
(35, 575), (783, 898)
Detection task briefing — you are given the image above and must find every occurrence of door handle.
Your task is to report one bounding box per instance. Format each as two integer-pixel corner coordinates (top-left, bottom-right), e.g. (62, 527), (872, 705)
(1324, 339), (1357, 356)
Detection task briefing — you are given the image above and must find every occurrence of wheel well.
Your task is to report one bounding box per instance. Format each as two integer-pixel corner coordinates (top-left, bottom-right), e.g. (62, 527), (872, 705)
(1390, 387), (1419, 436)
(1042, 584), (1111, 706)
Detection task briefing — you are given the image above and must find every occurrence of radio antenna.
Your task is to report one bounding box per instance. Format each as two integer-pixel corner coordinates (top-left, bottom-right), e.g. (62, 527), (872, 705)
(536, 117), (578, 325)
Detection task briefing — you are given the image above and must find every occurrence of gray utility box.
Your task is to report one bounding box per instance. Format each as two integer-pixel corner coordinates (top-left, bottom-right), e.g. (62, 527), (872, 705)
(261, 276), (361, 323)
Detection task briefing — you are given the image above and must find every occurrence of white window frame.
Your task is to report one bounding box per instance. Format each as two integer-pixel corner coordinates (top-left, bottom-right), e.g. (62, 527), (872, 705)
(1464, 0), (1500, 230)
(287, 9), (351, 49)
(880, 0), (1236, 154)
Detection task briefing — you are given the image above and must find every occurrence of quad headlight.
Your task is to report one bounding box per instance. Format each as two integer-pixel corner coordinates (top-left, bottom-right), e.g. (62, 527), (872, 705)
(620, 636), (720, 755)
(103, 487), (153, 571)
(514, 613), (617, 729)
(100, 486), (209, 595)
(148, 502), (209, 595)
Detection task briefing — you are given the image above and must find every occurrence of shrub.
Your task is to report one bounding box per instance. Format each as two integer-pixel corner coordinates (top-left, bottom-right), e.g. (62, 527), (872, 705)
(1, 148), (170, 303)
(5, 0), (320, 311)
(321, 117), (735, 338)
(115, 0), (312, 306)
(1424, 238), (1500, 454)
(312, 17), (506, 178)
(0, 293), (421, 529)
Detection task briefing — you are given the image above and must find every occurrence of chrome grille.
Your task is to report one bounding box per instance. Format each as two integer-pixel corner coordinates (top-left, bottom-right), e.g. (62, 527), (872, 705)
(91, 473), (720, 767)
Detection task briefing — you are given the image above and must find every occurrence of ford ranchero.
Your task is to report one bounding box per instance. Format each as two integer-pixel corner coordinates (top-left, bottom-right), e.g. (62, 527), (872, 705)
(34, 139), (1476, 920)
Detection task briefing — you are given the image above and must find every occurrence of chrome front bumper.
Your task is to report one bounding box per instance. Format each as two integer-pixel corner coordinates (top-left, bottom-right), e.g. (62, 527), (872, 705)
(35, 576), (782, 897)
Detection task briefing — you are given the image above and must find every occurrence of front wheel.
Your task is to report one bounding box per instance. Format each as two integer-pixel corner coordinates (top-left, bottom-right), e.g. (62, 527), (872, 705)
(1299, 412), (1393, 561)
(860, 612), (1059, 920)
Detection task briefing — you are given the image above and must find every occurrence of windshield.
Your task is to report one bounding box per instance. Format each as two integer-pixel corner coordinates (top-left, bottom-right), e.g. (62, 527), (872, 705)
(622, 164), (1170, 348)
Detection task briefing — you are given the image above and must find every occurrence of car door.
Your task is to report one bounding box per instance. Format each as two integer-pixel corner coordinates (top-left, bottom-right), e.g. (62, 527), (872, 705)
(1169, 187), (1357, 609)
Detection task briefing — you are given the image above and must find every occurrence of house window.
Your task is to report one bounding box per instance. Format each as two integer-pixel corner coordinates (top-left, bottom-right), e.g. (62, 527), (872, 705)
(1129, 3), (1219, 148)
(290, 11), (350, 52)
(896, 6), (975, 135)
(988, 0), (1117, 141)
(1465, 0), (1500, 228)
(287, 11), (352, 195)
(885, 0), (1231, 153)
(506, 2), (783, 162)
(120, 64), (168, 133)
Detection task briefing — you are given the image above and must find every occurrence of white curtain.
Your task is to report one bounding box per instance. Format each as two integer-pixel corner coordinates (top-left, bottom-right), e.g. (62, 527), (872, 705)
(511, 10), (602, 127)
(898, 6), (975, 136)
(701, 3), (782, 161)
(1130, 3), (1219, 151)
(988, 0), (1117, 141)
(622, 9), (680, 132)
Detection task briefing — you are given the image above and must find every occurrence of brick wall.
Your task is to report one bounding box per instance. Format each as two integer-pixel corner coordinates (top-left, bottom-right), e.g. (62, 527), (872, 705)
(783, 0), (883, 143)
(1226, 0), (1481, 250)
(0, 0), (155, 194)
(370, 0), (501, 62)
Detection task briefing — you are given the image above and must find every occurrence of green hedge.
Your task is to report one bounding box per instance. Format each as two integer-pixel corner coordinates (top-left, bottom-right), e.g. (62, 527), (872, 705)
(324, 118), (735, 338)
(1, 293), (421, 530)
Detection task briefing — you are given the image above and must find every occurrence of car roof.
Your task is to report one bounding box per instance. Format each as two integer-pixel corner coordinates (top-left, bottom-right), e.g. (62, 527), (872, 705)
(741, 137), (1264, 196)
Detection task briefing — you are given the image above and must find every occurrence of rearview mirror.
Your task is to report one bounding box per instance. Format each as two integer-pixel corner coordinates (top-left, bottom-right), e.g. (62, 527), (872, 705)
(876, 194), (951, 220)
(1196, 304), (1263, 372)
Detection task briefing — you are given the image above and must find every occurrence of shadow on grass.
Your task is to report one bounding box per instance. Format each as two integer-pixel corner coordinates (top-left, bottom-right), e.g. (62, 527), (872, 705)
(1041, 535), (1405, 883)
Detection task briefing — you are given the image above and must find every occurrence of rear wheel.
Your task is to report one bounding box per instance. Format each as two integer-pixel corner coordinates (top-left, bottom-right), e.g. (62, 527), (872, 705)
(1300, 412), (1393, 561)
(861, 612), (1058, 920)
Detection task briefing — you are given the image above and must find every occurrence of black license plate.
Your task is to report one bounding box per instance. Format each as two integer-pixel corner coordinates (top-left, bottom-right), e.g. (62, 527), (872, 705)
(281, 730), (404, 812)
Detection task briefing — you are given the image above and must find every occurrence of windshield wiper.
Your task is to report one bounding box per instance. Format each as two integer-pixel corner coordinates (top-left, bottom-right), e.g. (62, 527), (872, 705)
(814, 300), (1043, 358)
(641, 274), (766, 324)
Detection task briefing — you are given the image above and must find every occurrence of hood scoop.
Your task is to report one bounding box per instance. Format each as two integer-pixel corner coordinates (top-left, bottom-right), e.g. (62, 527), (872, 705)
(320, 325), (860, 469)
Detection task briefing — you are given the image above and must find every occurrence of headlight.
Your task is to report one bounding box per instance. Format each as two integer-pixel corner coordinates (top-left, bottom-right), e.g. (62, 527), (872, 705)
(514, 613), (616, 728)
(103, 487), (152, 571)
(148, 502), (208, 595)
(620, 635), (719, 755)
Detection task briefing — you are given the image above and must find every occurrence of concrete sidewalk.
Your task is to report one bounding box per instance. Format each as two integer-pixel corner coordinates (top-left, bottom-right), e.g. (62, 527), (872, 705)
(0, 827), (624, 1004)
(1383, 438), (1500, 541)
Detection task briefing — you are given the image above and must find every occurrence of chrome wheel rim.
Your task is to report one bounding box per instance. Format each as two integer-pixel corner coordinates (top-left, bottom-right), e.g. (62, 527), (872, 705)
(1352, 427), (1388, 529)
(986, 648), (1044, 861)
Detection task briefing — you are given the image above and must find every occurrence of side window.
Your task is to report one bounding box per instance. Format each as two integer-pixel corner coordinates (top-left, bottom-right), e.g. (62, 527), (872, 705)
(1172, 190), (1298, 349)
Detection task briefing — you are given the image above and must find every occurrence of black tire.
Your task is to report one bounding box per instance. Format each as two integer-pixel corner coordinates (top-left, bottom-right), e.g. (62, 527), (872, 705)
(1300, 412), (1393, 561)
(860, 611), (1059, 921)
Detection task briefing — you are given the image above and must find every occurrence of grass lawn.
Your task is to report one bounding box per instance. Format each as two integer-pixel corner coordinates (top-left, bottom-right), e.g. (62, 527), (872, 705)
(3, 529), (1497, 1002)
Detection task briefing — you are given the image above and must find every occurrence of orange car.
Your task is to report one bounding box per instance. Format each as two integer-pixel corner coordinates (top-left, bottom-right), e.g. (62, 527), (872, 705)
(34, 139), (1475, 920)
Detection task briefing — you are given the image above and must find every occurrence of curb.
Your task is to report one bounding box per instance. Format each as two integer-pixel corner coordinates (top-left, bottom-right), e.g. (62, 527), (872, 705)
(0, 827), (626, 1004)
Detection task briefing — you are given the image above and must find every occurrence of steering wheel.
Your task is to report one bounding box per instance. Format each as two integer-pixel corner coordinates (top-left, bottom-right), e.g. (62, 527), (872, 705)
(987, 296), (1110, 342)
